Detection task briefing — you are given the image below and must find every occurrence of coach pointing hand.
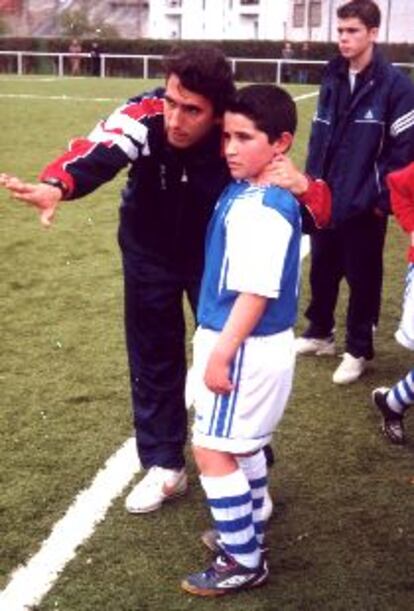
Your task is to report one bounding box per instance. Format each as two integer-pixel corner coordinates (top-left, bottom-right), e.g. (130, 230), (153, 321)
(0, 173), (61, 227)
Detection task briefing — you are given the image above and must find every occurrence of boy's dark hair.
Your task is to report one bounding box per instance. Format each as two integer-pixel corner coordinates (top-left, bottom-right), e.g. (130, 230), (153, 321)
(163, 45), (235, 117)
(226, 84), (297, 142)
(337, 0), (381, 29)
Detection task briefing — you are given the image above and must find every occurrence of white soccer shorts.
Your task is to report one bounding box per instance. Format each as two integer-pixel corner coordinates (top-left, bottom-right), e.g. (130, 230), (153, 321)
(190, 326), (295, 454)
(395, 263), (414, 351)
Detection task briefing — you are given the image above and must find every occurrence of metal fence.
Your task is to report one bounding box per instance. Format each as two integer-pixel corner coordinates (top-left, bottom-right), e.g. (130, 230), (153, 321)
(0, 50), (413, 83)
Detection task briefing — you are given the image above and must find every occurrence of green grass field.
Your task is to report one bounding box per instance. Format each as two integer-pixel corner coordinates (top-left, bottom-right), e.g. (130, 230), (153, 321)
(0, 76), (413, 611)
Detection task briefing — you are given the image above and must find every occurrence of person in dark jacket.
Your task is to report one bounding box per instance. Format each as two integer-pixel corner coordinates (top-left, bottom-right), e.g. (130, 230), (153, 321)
(0, 45), (330, 515)
(295, 0), (414, 385)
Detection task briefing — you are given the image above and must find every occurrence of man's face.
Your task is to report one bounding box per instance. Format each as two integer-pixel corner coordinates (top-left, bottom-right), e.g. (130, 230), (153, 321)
(223, 112), (280, 183)
(164, 74), (217, 148)
(337, 17), (378, 66)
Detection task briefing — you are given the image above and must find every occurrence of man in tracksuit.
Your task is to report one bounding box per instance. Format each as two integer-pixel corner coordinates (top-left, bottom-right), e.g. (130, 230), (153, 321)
(0, 45), (330, 514)
(295, 0), (414, 385)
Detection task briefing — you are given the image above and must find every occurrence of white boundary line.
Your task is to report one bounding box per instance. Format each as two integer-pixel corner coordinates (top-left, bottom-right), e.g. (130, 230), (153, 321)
(0, 90), (319, 104)
(0, 88), (317, 611)
(0, 438), (140, 611)
(0, 93), (122, 102)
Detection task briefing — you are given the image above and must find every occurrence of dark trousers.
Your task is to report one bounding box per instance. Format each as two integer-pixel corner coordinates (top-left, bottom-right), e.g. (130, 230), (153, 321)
(121, 242), (200, 470)
(304, 212), (387, 359)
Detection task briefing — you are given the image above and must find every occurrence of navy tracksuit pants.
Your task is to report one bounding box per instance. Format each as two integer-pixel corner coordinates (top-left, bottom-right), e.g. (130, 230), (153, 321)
(121, 243), (200, 470)
(303, 211), (387, 360)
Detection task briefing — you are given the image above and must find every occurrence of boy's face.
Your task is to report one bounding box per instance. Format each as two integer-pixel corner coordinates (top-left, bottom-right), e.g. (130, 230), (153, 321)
(164, 74), (218, 148)
(223, 112), (286, 183)
(337, 17), (378, 67)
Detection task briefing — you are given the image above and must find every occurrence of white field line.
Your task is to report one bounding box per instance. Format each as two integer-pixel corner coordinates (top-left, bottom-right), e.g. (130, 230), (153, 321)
(0, 88), (316, 611)
(0, 437), (140, 611)
(0, 93), (122, 102)
(0, 89), (318, 104)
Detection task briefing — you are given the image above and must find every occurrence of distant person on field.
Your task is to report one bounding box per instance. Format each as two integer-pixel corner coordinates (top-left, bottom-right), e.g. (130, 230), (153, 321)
(295, 0), (414, 385)
(372, 162), (414, 445)
(281, 41), (295, 83)
(181, 85), (301, 597)
(68, 38), (82, 76)
(90, 42), (101, 77)
(298, 41), (310, 84)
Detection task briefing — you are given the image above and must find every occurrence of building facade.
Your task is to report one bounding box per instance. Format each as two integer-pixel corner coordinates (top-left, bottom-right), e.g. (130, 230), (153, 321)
(1, 0), (413, 43)
(147, 0), (289, 41)
(286, 0), (414, 43)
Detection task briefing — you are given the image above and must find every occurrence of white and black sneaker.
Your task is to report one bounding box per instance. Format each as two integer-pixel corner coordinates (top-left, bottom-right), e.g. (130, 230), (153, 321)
(372, 387), (405, 445)
(181, 552), (268, 597)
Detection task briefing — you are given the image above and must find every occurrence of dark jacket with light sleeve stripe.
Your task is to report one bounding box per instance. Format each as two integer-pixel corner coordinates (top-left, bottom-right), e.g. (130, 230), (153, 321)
(40, 87), (230, 271)
(306, 46), (414, 226)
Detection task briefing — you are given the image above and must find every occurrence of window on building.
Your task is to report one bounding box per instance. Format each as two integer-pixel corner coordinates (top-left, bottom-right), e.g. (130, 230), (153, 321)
(293, 0), (305, 28)
(309, 0), (322, 27)
(166, 0), (182, 7)
(240, 0), (259, 5)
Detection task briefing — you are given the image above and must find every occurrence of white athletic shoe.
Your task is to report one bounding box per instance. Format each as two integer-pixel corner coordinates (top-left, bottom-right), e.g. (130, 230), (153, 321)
(125, 466), (188, 514)
(295, 336), (336, 356)
(332, 353), (367, 385)
(262, 487), (274, 522)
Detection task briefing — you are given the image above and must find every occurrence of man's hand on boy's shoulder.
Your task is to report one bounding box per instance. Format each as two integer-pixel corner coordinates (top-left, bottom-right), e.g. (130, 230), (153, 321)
(267, 155), (309, 195)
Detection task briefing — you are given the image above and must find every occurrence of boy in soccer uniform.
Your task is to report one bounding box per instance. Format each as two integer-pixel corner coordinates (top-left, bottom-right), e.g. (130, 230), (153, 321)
(372, 162), (414, 444)
(181, 84), (301, 596)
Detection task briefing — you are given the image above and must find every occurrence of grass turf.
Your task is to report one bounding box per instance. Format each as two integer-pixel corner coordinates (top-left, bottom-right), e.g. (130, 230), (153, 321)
(0, 76), (413, 610)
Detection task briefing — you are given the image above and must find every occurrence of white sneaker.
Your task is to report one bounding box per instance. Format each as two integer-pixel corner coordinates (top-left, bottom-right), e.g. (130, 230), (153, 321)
(295, 336), (336, 356)
(262, 487), (274, 522)
(332, 352), (367, 384)
(125, 466), (188, 514)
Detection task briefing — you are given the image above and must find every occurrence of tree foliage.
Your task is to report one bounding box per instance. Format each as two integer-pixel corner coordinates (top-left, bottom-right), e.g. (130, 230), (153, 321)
(59, 8), (119, 39)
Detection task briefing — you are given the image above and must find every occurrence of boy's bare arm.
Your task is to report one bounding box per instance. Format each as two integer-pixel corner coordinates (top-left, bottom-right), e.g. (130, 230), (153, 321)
(204, 293), (267, 395)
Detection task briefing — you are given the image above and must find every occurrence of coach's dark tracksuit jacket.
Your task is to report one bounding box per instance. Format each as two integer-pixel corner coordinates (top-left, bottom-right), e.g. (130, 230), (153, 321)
(40, 88), (231, 469)
(303, 47), (414, 359)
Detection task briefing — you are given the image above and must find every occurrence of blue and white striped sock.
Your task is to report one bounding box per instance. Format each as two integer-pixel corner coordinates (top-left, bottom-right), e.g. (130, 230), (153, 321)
(387, 369), (414, 415)
(200, 469), (260, 569)
(237, 450), (267, 547)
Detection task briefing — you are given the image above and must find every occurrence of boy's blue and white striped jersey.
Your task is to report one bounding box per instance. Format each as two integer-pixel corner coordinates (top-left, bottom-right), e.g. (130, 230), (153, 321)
(197, 180), (302, 335)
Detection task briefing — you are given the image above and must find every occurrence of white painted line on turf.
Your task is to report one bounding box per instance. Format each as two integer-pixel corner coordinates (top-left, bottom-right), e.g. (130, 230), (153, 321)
(0, 90), (319, 105)
(0, 437), (140, 611)
(293, 90), (319, 102)
(0, 93), (122, 103)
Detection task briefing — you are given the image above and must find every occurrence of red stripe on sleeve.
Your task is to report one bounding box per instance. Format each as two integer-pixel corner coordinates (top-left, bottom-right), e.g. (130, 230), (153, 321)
(39, 138), (96, 196)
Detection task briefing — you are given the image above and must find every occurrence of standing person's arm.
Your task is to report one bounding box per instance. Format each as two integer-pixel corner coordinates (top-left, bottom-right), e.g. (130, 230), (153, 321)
(265, 154), (332, 229)
(0, 92), (164, 226)
(204, 294), (267, 394)
(376, 75), (414, 216)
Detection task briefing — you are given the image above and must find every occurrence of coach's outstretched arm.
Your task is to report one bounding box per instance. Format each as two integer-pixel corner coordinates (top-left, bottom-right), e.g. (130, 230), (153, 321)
(0, 174), (62, 228)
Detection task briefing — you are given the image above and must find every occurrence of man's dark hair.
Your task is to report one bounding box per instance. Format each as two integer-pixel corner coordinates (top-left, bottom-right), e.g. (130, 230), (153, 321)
(226, 84), (297, 142)
(163, 45), (235, 117)
(337, 0), (381, 29)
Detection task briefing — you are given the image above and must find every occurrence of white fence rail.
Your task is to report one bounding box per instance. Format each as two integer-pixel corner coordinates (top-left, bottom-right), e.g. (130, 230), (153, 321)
(0, 50), (413, 83)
